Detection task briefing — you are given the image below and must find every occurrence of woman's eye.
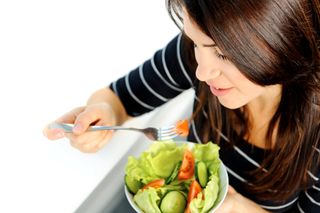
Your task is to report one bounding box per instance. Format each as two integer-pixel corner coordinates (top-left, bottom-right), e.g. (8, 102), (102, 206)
(193, 42), (228, 61)
(214, 49), (228, 60)
(216, 53), (228, 60)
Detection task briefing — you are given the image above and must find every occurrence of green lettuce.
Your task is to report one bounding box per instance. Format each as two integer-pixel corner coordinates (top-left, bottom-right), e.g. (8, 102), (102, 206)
(125, 141), (186, 184)
(190, 142), (220, 212)
(189, 175), (219, 213)
(126, 141), (222, 213)
(133, 188), (161, 213)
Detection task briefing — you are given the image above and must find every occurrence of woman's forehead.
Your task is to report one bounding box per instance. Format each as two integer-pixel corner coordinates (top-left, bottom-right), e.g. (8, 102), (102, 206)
(182, 11), (216, 45)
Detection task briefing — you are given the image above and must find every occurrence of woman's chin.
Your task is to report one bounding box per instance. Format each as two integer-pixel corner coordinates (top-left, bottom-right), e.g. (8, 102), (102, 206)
(217, 97), (246, 109)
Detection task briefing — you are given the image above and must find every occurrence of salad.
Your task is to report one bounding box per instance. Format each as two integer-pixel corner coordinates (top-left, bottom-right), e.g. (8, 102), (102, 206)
(125, 141), (221, 213)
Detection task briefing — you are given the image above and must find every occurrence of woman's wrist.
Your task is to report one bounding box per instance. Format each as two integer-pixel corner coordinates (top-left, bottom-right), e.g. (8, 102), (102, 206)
(86, 87), (129, 125)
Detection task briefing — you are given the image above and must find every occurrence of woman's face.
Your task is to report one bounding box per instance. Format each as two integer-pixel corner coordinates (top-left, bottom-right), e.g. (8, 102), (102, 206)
(183, 12), (280, 109)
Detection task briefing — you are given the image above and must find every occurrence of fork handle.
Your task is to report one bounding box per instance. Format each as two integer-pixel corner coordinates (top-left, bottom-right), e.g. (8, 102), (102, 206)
(88, 126), (139, 131)
(49, 123), (139, 133)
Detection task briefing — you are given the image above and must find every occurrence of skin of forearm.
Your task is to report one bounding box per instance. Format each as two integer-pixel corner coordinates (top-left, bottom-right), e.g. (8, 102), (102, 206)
(235, 194), (270, 213)
(86, 87), (131, 125)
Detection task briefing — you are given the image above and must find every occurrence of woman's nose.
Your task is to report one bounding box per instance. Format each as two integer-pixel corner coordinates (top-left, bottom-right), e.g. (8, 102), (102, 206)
(195, 66), (221, 81)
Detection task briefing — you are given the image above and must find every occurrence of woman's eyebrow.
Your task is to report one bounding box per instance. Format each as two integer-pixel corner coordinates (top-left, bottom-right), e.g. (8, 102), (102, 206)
(203, 44), (217, 47)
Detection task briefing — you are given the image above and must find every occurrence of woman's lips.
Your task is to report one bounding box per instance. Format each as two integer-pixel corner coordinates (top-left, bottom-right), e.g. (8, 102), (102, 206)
(209, 86), (232, 96)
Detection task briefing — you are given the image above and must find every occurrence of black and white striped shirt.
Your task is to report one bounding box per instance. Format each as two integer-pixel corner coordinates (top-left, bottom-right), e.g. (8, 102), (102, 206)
(110, 34), (320, 212)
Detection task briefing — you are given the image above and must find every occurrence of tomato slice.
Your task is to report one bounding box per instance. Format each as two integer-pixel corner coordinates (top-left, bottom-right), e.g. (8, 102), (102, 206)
(185, 180), (202, 212)
(185, 207), (191, 213)
(178, 149), (195, 180)
(142, 179), (165, 190)
(175, 119), (189, 137)
(187, 180), (202, 203)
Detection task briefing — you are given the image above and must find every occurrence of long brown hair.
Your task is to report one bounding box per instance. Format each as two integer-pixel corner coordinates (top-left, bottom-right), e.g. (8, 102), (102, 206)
(167, 0), (320, 202)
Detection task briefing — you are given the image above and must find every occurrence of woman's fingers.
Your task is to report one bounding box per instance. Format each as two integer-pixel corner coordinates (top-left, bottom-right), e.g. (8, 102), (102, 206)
(43, 107), (86, 140)
(68, 130), (113, 153)
(43, 125), (65, 140)
(56, 107), (85, 123)
(73, 103), (116, 135)
(44, 103), (117, 152)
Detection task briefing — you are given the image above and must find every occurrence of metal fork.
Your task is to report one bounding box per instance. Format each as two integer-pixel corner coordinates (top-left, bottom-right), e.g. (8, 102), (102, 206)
(48, 123), (179, 141)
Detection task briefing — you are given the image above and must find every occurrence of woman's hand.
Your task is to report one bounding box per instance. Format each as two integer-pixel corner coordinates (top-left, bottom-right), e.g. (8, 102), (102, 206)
(43, 87), (129, 153)
(43, 102), (117, 153)
(216, 186), (270, 213)
(215, 186), (237, 212)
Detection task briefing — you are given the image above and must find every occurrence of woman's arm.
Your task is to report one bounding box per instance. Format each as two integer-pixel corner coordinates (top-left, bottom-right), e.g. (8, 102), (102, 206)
(109, 33), (195, 117)
(86, 87), (131, 125)
(44, 33), (195, 152)
(217, 186), (270, 213)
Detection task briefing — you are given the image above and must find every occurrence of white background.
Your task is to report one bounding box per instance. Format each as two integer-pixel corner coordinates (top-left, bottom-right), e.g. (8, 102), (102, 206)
(0, 1), (179, 212)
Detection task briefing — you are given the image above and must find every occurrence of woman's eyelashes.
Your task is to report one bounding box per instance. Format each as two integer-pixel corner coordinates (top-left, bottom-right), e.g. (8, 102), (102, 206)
(214, 49), (228, 60)
(193, 43), (228, 61)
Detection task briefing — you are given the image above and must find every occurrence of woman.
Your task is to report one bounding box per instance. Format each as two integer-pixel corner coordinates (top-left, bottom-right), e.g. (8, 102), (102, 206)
(44, 0), (319, 212)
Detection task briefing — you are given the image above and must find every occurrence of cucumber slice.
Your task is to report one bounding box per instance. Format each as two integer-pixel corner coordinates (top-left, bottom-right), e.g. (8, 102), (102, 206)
(125, 175), (142, 194)
(165, 161), (182, 184)
(160, 191), (186, 213)
(196, 161), (208, 187)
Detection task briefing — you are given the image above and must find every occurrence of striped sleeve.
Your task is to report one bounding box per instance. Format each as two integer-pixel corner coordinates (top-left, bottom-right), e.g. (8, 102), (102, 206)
(109, 33), (195, 116)
(293, 172), (320, 213)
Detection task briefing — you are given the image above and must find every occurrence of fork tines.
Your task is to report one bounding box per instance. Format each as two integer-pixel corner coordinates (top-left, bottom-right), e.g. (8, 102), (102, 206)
(158, 125), (178, 141)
